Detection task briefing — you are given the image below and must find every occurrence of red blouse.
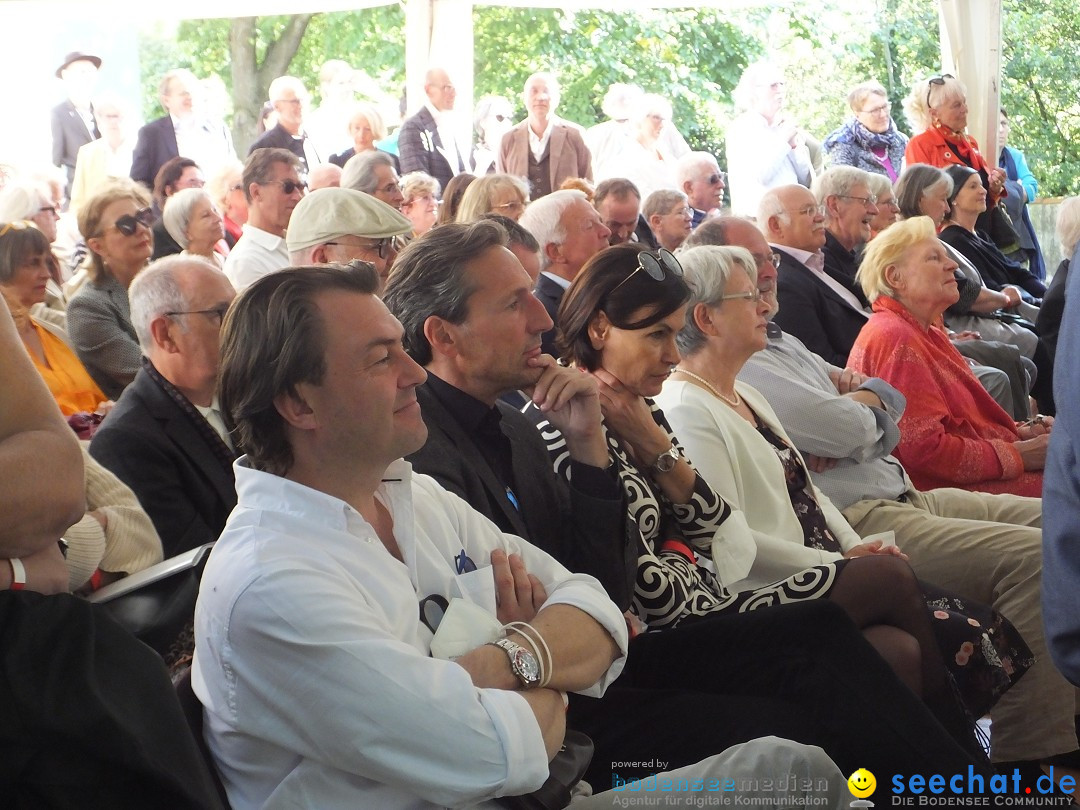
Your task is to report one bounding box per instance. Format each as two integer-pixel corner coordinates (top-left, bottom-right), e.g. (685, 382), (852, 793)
(848, 296), (1041, 497)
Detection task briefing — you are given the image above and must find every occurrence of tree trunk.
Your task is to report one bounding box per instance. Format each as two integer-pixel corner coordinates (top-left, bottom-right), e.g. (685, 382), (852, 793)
(228, 14), (313, 155)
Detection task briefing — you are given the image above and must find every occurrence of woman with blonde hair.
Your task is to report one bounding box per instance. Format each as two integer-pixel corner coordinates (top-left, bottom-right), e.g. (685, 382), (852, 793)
(824, 80), (908, 181)
(66, 179), (153, 399)
(455, 173), (529, 223)
(850, 216), (1047, 497)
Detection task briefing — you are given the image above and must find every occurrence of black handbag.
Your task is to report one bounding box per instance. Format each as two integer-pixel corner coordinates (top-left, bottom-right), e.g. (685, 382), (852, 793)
(497, 729), (595, 810)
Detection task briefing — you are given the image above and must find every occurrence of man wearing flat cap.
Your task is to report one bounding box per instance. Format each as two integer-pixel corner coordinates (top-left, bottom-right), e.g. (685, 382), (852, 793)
(286, 186), (412, 290)
(51, 51), (102, 202)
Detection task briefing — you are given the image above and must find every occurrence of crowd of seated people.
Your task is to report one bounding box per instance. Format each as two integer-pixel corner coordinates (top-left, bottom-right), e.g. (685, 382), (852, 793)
(6, 49), (1080, 806)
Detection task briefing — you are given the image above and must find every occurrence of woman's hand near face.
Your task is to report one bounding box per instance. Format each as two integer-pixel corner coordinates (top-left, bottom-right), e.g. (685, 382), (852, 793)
(589, 367), (670, 462)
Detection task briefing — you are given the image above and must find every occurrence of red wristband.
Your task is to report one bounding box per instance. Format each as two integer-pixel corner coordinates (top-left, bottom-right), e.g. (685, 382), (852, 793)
(660, 539), (695, 562)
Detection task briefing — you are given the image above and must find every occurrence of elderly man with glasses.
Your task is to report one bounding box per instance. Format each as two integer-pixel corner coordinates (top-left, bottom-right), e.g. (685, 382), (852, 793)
(89, 254), (238, 558)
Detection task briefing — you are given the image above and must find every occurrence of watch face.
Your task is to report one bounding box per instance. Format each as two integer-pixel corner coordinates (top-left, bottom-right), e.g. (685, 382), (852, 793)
(513, 648), (541, 684)
(654, 448), (678, 473)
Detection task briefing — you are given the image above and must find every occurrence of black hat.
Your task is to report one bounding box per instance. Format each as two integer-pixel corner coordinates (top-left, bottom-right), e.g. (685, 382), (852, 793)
(56, 51), (102, 79)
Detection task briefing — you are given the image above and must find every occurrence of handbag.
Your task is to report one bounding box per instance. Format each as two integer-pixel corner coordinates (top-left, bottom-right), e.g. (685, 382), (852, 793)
(497, 729), (595, 810)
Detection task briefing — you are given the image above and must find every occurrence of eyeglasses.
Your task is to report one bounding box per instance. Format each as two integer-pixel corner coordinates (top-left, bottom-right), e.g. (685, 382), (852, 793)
(111, 207), (155, 237)
(860, 103), (891, 116)
(38, 206), (58, 217)
(325, 238), (393, 259)
(263, 179), (307, 195)
(835, 194), (878, 207)
(794, 204), (827, 217)
(611, 248), (683, 295)
(493, 114), (509, 122)
(164, 305), (230, 326)
(378, 182), (402, 195)
(753, 252), (782, 269)
(705, 172), (726, 185)
(925, 74), (954, 109)
(720, 288), (764, 304)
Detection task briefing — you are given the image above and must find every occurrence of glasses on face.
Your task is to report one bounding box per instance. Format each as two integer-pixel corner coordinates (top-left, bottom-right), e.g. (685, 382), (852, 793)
(752, 252), (782, 270)
(378, 182), (401, 195)
(111, 207), (155, 237)
(835, 194), (878, 208)
(720, 288), (764, 304)
(493, 114), (509, 122)
(860, 103), (891, 116)
(705, 172), (726, 185)
(794, 204), (827, 218)
(610, 248), (683, 295)
(925, 74), (954, 109)
(263, 179), (307, 195)
(879, 198), (901, 211)
(38, 206), (58, 217)
(164, 305), (230, 327)
(0, 220), (34, 238)
(666, 207), (693, 218)
(325, 238), (393, 259)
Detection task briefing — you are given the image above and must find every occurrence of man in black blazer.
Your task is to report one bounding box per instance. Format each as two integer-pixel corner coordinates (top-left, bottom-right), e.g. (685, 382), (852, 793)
(90, 256), (238, 558)
(247, 76), (321, 174)
(382, 219), (633, 607)
(398, 68), (465, 195)
(760, 184), (868, 366)
(51, 51), (101, 200)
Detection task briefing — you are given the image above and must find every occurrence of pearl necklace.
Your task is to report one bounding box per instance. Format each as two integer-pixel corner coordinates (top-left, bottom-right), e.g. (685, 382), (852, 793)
(674, 367), (741, 408)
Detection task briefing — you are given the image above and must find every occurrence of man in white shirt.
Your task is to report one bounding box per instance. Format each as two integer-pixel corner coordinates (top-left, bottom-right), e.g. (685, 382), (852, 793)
(398, 67), (465, 195)
(223, 148), (305, 291)
(194, 261), (847, 809)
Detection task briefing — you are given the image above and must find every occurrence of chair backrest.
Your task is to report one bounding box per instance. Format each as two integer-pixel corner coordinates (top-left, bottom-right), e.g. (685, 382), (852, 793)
(175, 666), (231, 807)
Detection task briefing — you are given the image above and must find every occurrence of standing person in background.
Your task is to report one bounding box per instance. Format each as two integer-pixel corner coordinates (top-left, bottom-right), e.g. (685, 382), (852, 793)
(69, 94), (134, 218)
(471, 95), (515, 175)
(398, 68), (465, 195)
(51, 51), (101, 204)
(305, 60), (357, 160)
(998, 109), (1046, 279)
(499, 72), (592, 199)
(727, 62), (817, 217)
(248, 77), (321, 175)
(823, 80), (908, 182)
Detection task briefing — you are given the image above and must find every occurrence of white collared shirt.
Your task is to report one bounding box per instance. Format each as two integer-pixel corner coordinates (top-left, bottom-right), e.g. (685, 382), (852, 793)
(539, 270), (571, 290)
(528, 117), (555, 163)
(772, 243), (869, 317)
(194, 397), (233, 450)
(193, 457), (627, 810)
(223, 225), (289, 292)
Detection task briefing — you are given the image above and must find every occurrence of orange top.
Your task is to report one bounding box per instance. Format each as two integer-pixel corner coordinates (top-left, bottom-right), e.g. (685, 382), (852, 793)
(29, 320), (108, 415)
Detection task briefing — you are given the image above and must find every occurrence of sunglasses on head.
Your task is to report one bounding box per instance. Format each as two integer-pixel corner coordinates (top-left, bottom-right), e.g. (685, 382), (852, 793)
(112, 207), (154, 237)
(611, 249), (683, 295)
(925, 73), (954, 109)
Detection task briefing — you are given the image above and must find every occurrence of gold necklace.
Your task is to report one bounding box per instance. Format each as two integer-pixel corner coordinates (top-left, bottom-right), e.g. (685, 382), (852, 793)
(674, 367), (741, 408)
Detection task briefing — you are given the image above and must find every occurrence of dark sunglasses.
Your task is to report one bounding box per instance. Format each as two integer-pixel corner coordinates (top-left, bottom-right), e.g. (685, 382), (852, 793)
(264, 179), (307, 195)
(493, 114), (509, 122)
(113, 207), (154, 237)
(611, 249), (683, 295)
(706, 172), (726, 185)
(925, 74), (954, 109)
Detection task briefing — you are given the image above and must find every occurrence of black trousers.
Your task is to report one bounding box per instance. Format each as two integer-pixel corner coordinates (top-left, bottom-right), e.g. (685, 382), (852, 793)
(0, 591), (224, 810)
(570, 599), (991, 790)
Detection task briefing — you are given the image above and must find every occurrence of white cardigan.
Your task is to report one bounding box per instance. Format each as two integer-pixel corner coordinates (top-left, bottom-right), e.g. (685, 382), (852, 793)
(655, 379), (862, 591)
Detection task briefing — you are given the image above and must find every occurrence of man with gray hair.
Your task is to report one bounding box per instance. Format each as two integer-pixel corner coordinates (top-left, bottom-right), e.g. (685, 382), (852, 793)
(286, 186), (412, 287)
(518, 188), (611, 354)
(398, 67), (465, 193)
(224, 147), (305, 291)
(248, 76), (321, 173)
(89, 254), (237, 557)
(341, 150), (405, 210)
(677, 151), (726, 228)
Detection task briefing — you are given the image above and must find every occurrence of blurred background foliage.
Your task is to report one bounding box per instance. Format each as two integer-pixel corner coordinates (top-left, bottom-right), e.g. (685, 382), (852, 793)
(137, 0), (1080, 195)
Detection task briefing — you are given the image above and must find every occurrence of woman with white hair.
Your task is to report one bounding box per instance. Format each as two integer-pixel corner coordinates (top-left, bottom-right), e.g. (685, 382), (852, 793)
(1036, 197), (1080, 364)
(329, 102), (399, 174)
(595, 93), (687, 201)
(824, 81), (908, 181)
(0, 180), (66, 311)
(162, 188), (226, 267)
(398, 171), (441, 240)
(470, 95), (514, 175)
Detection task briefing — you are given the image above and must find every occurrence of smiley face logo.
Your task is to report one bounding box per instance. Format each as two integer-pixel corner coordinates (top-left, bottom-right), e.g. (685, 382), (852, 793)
(848, 768), (876, 798)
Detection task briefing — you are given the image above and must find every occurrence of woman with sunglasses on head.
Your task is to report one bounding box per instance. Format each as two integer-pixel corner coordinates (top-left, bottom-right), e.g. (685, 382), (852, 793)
(525, 244), (1014, 753)
(903, 74), (1012, 245)
(66, 179), (153, 399)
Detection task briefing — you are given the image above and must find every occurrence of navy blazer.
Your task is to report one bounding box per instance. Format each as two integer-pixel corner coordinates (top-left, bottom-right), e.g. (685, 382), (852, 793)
(398, 107), (463, 195)
(533, 273), (566, 358)
(130, 115), (178, 190)
(771, 246), (869, 367)
(248, 123), (319, 173)
(407, 381), (634, 609)
(89, 368), (237, 558)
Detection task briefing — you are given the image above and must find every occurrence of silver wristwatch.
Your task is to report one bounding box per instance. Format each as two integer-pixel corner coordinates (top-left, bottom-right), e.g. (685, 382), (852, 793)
(650, 444), (679, 475)
(488, 638), (541, 688)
